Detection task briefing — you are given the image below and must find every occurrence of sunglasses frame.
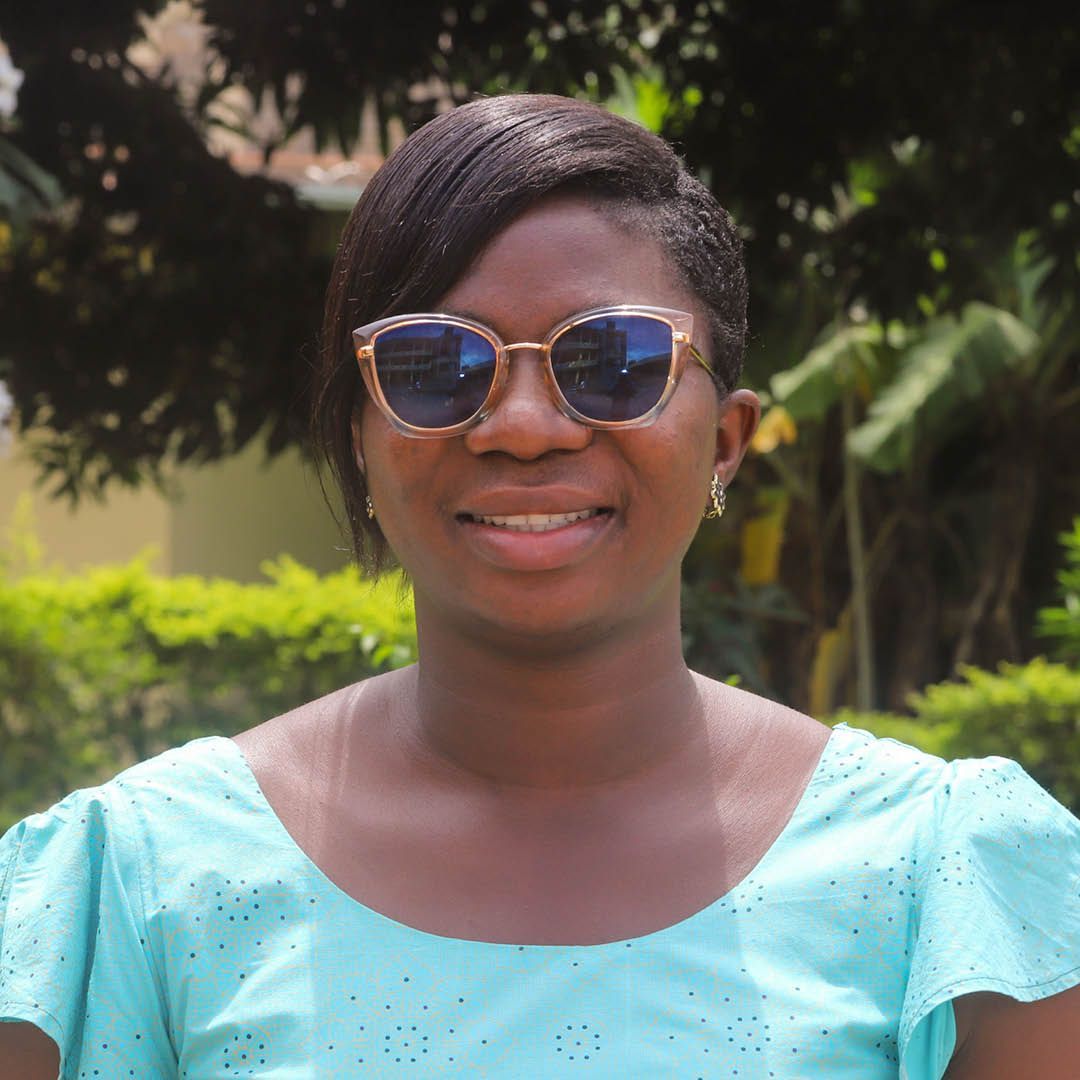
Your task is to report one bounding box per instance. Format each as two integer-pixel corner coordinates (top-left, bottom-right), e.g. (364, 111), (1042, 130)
(352, 304), (714, 438)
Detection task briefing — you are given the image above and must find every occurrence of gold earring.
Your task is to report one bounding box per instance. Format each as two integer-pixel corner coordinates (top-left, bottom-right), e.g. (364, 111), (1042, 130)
(365, 495), (376, 521)
(702, 474), (726, 520)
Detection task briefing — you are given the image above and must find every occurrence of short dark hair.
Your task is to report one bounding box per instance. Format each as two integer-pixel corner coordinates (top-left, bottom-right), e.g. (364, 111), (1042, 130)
(312, 93), (748, 571)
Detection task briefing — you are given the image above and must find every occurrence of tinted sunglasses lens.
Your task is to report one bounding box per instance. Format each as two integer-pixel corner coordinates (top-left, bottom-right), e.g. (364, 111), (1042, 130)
(372, 323), (496, 428)
(550, 316), (673, 423)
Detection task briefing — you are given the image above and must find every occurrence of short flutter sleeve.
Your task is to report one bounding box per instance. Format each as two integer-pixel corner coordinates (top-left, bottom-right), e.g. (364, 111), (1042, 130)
(0, 784), (175, 1078)
(899, 756), (1080, 1079)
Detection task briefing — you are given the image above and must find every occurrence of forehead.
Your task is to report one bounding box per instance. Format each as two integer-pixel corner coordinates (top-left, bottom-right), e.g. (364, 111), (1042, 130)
(437, 196), (701, 338)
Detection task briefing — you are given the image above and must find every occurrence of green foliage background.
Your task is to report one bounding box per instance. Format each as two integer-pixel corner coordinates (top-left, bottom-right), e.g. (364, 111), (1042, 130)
(0, 554), (416, 830)
(828, 519), (1080, 813)
(1038, 518), (1080, 665)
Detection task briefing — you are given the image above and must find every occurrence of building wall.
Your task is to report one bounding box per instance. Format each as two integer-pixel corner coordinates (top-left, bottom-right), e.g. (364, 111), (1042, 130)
(168, 441), (347, 581)
(0, 436), (348, 580)
(0, 442), (172, 572)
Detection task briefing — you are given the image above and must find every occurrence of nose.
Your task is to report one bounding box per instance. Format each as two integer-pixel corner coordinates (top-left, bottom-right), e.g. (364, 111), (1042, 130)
(462, 346), (592, 460)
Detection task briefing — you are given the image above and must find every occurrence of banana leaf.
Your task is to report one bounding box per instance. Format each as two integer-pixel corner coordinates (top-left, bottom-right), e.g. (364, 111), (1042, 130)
(846, 302), (1037, 473)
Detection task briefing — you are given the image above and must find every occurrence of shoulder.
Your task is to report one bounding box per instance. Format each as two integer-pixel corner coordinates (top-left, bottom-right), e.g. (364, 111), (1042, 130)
(882, 737), (1080, 1077)
(2, 734), (231, 854)
(232, 678), (372, 773)
(231, 669), (412, 847)
(922, 747), (1080, 868)
(815, 721), (1045, 814)
(699, 676), (832, 771)
(233, 667), (409, 761)
(784, 725), (1080, 1079)
(0, 746), (211, 1074)
(233, 665), (408, 757)
(818, 725), (1079, 876)
(0, 734), (251, 932)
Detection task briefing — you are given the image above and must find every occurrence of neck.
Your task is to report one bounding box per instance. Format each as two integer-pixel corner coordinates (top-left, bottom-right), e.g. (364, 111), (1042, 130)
(400, 589), (707, 790)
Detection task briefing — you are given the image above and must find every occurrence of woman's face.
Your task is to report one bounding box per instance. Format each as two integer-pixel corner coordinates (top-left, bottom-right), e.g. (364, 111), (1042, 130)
(357, 195), (759, 645)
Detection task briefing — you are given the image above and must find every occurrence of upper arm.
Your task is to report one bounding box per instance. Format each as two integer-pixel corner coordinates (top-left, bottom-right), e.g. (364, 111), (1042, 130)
(0, 1021), (60, 1080)
(946, 984), (1080, 1079)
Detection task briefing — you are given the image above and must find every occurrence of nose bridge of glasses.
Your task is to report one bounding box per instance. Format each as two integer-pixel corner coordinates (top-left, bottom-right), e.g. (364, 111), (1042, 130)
(502, 341), (547, 354)
(497, 340), (557, 406)
(488, 338), (583, 430)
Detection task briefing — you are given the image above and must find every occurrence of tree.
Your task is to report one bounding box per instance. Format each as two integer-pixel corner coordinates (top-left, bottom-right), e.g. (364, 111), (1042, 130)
(0, 0), (627, 496)
(643, 3), (1080, 707)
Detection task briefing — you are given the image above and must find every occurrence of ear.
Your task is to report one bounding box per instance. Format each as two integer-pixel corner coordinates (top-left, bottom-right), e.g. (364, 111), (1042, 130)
(713, 389), (761, 483)
(350, 415), (366, 475)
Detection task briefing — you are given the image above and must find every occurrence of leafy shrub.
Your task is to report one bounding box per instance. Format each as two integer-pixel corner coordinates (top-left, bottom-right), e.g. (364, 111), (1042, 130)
(1037, 517), (1080, 663)
(0, 556), (416, 830)
(832, 658), (1080, 812)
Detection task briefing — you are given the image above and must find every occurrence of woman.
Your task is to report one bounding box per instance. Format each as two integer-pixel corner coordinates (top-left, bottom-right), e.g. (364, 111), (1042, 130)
(2, 94), (1078, 1079)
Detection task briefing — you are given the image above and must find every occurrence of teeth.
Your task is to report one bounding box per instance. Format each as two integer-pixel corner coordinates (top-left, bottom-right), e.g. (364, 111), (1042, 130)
(473, 509), (602, 532)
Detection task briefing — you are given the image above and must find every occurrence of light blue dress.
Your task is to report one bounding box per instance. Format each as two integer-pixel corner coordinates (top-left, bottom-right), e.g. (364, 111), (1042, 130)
(2, 723), (1078, 1079)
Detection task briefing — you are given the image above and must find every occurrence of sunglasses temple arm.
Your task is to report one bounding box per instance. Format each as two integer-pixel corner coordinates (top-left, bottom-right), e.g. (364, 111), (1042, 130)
(690, 345), (716, 377)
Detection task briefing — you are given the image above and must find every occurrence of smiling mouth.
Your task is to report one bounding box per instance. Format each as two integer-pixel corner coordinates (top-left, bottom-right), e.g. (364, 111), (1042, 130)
(461, 508), (610, 533)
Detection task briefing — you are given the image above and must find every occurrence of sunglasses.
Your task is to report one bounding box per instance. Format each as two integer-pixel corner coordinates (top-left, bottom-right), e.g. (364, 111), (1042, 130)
(352, 305), (714, 438)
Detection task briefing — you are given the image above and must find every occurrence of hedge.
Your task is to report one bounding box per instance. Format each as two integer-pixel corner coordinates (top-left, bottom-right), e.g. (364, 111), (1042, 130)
(831, 657), (1080, 813)
(1038, 517), (1080, 664)
(0, 556), (416, 830)
(3, 544), (1078, 830)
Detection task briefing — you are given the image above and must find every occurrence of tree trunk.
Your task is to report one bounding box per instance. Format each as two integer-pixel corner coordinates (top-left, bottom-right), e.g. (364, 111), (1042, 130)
(843, 387), (875, 709)
(952, 431), (1037, 669)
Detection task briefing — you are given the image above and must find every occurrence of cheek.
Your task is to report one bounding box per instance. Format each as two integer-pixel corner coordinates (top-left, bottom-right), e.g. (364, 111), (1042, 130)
(359, 410), (417, 506)
(628, 393), (719, 495)
(366, 439), (435, 508)
(360, 418), (461, 570)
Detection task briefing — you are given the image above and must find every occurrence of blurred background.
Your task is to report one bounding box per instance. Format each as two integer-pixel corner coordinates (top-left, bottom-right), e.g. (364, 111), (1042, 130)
(1, 0), (1078, 826)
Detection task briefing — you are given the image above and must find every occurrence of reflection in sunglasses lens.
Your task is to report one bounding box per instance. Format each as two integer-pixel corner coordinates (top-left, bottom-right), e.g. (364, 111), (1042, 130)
(551, 316), (672, 422)
(375, 324), (496, 428)
(371, 315), (675, 429)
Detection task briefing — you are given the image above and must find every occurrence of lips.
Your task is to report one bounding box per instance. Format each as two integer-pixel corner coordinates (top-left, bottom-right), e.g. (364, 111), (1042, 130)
(465, 509), (605, 533)
(455, 503), (615, 571)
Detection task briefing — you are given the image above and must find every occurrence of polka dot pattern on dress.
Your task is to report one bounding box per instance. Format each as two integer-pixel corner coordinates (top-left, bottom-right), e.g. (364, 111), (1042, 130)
(1, 725), (1077, 1078)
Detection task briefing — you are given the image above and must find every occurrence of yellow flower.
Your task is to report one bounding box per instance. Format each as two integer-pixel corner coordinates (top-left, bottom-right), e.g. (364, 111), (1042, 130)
(750, 405), (797, 454)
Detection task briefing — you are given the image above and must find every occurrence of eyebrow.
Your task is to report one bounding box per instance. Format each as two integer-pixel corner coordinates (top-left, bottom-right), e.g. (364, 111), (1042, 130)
(433, 308), (538, 343)
(437, 307), (491, 325)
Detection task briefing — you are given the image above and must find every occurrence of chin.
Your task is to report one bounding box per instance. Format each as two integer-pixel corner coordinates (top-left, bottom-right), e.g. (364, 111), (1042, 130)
(420, 570), (672, 660)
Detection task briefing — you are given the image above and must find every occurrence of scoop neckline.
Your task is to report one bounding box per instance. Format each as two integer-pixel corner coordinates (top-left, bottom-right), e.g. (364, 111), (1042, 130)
(209, 723), (854, 950)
